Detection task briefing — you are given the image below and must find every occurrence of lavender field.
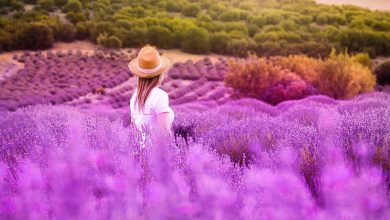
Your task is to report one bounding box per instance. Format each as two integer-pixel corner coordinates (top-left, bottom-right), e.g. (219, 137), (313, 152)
(0, 41), (390, 219)
(1, 0), (390, 218)
(1, 91), (390, 219)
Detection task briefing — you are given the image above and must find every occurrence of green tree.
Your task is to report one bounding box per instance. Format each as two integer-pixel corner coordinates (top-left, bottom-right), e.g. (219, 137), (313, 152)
(0, 30), (13, 51)
(55, 23), (76, 42)
(166, 0), (184, 12)
(11, 0), (24, 11)
(89, 21), (115, 42)
(62, 0), (82, 13)
(147, 26), (173, 49)
(219, 9), (241, 22)
(97, 32), (122, 48)
(374, 60), (390, 85)
(16, 23), (54, 50)
(119, 27), (146, 47)
(75, 21), (89, 39)
(22, 0), (36, 4)
(66, 11), (86, 23)
(181, 27), (210, 54)
(54, 0), (66, 7)
(38, 0), (55, 11)
(210, 31), (232, 54)
(182, 3), (201, 17)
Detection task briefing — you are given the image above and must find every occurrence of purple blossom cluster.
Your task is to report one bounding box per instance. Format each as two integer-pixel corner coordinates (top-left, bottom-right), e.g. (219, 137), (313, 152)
(0, 92), (389, 219)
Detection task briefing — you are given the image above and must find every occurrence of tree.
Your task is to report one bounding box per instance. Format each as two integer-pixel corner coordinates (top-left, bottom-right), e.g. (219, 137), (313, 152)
(219, 9), (241, 22)
(62, 0), (83, 13)
(166, 0), (184, 12)
(181, 27), (210, 54)
(54, 0), (66, 7)
(22, 0), (36, 4)
(89, 21), (115, 42)
(38, 0), (55, 12)
(210, 31), (232, 54)
(66, 11), (86, 23)
(182, 3), (201, 17)
(117, 27), (146, 47)
(55, 23), (76, 42)
(0, 30), (13, 51)
(11, 0), (24, 11)
(374, 60), (390, 85)
(16, 23), (54, 50)
(147, 26), (173, 49)
(75, 21), (89, 39)
(97, 32), (122, 49)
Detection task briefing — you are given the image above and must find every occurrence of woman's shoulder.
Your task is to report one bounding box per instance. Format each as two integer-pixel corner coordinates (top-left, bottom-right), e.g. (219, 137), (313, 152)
(151, 87), (169, 98)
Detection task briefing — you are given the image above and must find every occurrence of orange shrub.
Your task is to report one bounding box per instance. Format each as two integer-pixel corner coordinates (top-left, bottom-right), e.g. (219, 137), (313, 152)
(225, 55), (300, 99)
(317, 51), (376, 99)
(271, 55), (321, 87)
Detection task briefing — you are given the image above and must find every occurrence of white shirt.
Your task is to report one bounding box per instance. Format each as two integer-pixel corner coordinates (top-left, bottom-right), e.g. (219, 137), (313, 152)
(130, 87), (175, 132)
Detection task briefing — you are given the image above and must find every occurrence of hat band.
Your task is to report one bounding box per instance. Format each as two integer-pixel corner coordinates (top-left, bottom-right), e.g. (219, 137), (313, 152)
(137, 57), (162, 74)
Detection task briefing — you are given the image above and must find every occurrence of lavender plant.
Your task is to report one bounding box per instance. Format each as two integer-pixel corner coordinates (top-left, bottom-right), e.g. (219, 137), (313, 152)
(0, 92), (389, 219)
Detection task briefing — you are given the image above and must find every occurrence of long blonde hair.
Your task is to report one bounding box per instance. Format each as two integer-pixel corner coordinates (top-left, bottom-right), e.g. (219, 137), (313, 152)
(134, 74), (163, 112)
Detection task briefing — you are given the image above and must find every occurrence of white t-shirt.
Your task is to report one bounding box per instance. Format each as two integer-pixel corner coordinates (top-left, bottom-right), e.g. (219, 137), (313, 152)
(130, 87), (175, 132)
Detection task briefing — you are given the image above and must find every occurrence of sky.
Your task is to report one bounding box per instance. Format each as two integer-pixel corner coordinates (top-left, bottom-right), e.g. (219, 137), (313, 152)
(316, 0), (390, 11)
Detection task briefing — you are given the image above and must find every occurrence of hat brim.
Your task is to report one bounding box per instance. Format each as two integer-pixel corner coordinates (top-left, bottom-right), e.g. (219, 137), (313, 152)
(128, 56), (171, 78)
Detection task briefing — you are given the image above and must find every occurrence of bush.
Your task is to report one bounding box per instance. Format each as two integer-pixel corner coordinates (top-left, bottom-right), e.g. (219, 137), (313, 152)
(225, 52), (376, 102)
(89, 21), (115, 42)
(37, 0), (55, 11)
(338, 29), (388, 56)
(374, 60), (390, 85)
(75, 21), (89, 39)
(22, 0), (36, 3)
(181, 27), (210, 54)
(0, 30), (13, 51)
(62, 0), (82, 13)
(271, 55), (321, 87)
(316, 50), (376, 99)
(166, 0), (184, 12)
(182, 3), (201, 17)
(16, 22), (54, 50)
(226, 38), (256, 57)
(66, 11), (86, 23)
(119, 27), (146, 47)
(54, 0), (66, 7)
(261, 79), (318, 105)
(219, 9), (241, 22)
(225, 56), (294, 100)
(351, 53), (372, 68)
(146, 26), (173, 49)
(210, 31), (232, 54)
(55, 23), (76, 42)
(97, 32), (122, 48)
(11, 0), (24, 11)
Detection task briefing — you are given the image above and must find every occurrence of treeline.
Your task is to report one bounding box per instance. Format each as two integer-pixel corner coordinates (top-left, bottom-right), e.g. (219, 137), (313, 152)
(1, 0), (390, 57)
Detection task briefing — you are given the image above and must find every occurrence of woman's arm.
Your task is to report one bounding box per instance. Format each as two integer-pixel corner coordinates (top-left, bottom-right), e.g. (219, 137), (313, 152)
(156, 112), (172, 137)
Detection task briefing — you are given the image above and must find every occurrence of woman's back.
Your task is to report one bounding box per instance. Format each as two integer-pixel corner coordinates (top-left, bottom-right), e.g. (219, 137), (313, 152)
(130, 87), (174, 131)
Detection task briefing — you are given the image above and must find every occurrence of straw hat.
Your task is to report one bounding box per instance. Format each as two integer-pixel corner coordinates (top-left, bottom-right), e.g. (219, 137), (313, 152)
(128, 46), (171, 78)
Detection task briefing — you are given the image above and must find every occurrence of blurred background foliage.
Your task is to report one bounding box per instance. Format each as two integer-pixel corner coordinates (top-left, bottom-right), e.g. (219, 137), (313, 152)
(0, 0), (389, 57)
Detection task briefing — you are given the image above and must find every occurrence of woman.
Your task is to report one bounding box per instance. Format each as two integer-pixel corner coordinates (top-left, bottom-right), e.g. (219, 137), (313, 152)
(128, 46), (174, 143)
